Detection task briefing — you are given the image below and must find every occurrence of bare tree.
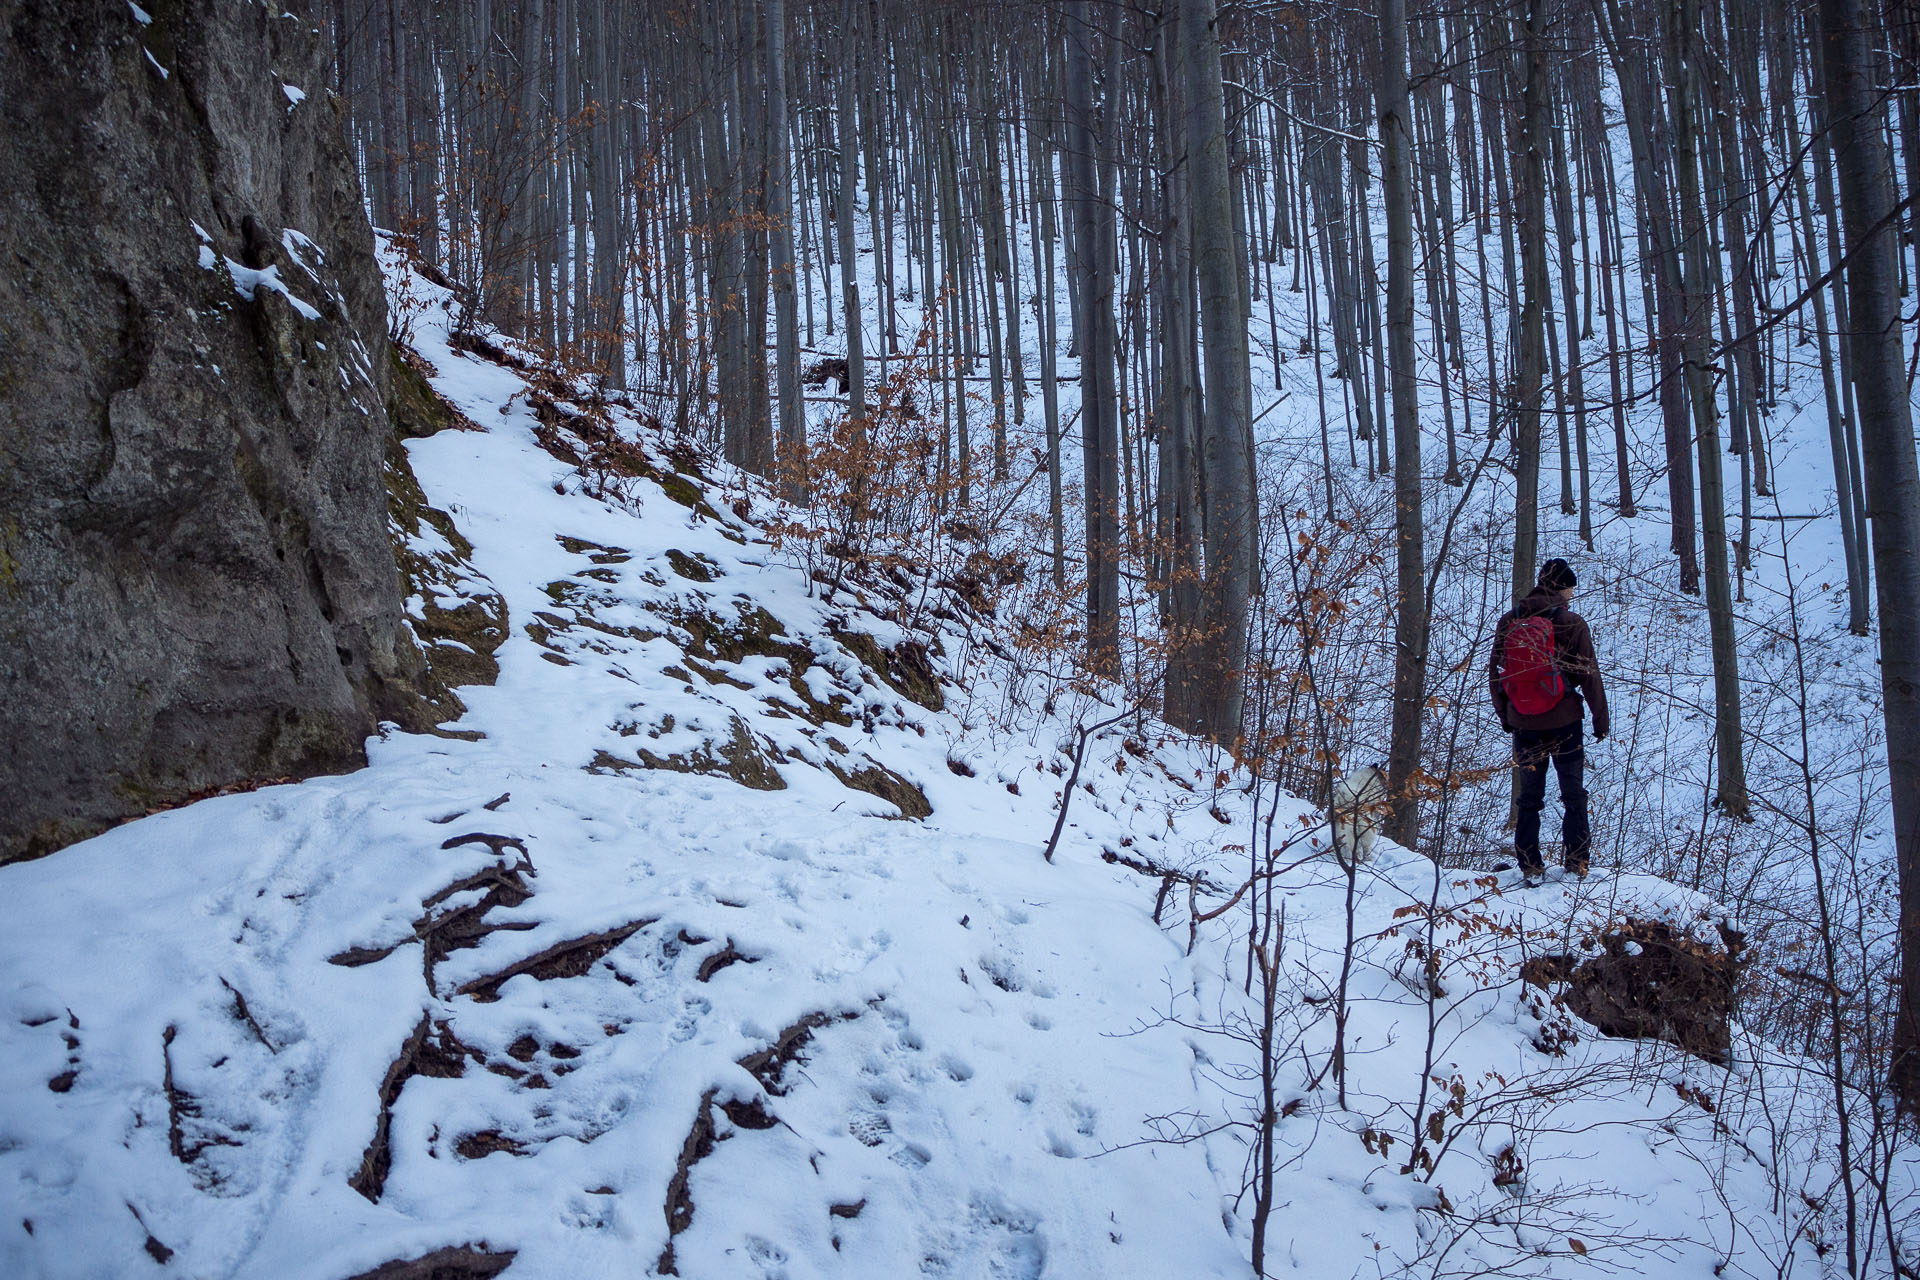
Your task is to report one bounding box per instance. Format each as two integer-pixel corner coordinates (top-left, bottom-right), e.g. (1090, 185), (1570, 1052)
(1380, 0), (1426, 843)
(1178, 0), (1257, 742)
(1818, 0), (1920, 1116)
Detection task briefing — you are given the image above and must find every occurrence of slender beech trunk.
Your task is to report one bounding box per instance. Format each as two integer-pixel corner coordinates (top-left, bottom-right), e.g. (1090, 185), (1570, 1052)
(1512, 0), (1550, 602)
(1156, 11), (1203, 728)
(1819, 0), (1920, 1117)
(1066, 0), (1120, 670)
(1672, 0), (1748, 817)
(1598, 0), (1700, 591)
(1806, 16), (1876, 634)
(837, 0), (866, 436)
(1034, 103), (1067, 587)
(735, 0), (773, 475)
(1382, 0), (1426, 845)
(1180, 0), (1256, 744)
(1550, 93), (1592, 546)
(766, 0), (804, 500)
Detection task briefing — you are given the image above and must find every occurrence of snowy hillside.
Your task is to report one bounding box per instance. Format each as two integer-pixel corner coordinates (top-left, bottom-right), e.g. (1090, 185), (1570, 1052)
(0, 259), (1910, 1280)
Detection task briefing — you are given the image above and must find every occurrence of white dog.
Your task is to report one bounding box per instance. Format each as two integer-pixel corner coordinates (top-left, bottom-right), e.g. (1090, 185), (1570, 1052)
(1330, 764), (1388, 869)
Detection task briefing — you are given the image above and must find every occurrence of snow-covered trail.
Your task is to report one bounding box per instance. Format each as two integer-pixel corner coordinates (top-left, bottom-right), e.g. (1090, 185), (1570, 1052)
(0, 264), (1250, 1280)
(3, 255), (1909, 1280)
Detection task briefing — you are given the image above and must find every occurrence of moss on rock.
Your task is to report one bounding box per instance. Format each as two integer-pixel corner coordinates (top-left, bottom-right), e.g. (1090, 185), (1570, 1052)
(588, 716), (786, 792)
(826, 759), (931, 820)
(833, 629), (945, 712)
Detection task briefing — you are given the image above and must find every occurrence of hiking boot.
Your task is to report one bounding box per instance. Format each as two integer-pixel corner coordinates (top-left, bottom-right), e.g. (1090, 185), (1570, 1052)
(1564, 859), (1589, 880)
(1520, 866), (1546, 888)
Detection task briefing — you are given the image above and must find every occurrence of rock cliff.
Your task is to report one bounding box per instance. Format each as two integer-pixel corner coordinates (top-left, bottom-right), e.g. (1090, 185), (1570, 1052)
(0, 0), (427, 860)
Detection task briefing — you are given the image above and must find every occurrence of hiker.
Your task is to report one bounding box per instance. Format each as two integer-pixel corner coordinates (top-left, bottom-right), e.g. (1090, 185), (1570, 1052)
(1489, 558), (1609, 886)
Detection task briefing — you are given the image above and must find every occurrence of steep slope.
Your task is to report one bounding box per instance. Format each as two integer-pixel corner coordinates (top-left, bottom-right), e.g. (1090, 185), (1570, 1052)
(0, 258), (1907, 1280)
(0, 260), (1249, 1280)
(0, 0), (427, 862)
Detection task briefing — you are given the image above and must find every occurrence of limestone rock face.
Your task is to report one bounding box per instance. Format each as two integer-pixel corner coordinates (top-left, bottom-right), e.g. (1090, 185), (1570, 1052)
(0, 0), (426, 860)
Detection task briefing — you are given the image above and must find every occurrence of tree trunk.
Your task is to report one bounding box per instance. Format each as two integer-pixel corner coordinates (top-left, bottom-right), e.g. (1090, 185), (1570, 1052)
(1156, 16), (1203, 728)
(837, 0), (866, 434)
(1065, 0), (1120, 671)
(1179, 0), (1256, 743)
(1599, 0), (1700, 591)
(1671, 0), (1748, 817)
(766, 0), (804, 499)
(1511, 0), (1549, 602)
(1819, 0), (1920, 1117)
(1381, 0), (1426, 845)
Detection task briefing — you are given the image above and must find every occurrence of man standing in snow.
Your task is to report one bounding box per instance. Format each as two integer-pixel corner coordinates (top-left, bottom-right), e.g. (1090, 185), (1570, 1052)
(1489, 558), (1609, 886)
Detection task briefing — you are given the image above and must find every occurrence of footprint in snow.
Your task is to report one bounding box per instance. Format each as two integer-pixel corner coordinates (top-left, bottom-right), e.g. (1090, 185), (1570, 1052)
(979, 956), (1023, 993)
(964, 1198), (1047, 1280)
(847, 1107), (931, 1171)
(744, 1235), (788, 1270)
(848, 1109), (892, 1146)
(670, 994), (711, 1042)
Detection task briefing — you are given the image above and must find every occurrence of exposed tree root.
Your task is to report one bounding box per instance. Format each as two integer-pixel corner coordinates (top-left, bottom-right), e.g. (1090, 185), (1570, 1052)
(341, 1243), (515, 1280)
(695, 941), (757, 982)
(736, 1012), (836, 1095)
(125, 1203), (171, 1265)
(331, 841), (535, 975)
(654, 1008), (862, 1273)
(162, 1024), (237, 1169)
(454, 919), (654, 1002)
(349, 1016), (472, 1202)
(453, 1130), (527, 1160)
(655, 1087), (720, 1275)
(219, 976), (276, 1054)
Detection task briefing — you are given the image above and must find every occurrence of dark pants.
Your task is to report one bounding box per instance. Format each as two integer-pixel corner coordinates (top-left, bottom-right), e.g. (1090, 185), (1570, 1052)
(1514, 723), (1589, 874)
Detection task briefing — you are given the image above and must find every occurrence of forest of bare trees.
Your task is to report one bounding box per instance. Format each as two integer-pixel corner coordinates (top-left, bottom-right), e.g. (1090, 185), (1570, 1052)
(326, 0), (1920, 1168)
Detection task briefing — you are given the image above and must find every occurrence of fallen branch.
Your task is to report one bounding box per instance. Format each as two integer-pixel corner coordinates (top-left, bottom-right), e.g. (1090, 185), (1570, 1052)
(1041, 708), (1134, 864)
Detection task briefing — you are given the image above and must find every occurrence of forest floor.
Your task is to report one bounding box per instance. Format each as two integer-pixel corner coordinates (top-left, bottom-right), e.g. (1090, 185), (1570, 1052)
(0, 252), (1910, 1280)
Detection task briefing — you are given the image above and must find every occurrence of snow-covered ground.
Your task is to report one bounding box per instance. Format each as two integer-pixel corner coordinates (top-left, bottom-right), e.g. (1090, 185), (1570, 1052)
(2, 253), (1912, 1279)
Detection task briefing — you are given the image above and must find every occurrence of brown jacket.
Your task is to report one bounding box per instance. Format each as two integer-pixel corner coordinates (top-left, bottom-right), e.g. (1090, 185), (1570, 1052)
(1489, 586), (1609, 736)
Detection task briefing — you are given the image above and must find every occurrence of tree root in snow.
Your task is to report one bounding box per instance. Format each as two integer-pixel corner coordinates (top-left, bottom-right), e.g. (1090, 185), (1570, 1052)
(453, 918), (654, 1002)
(655, 1008), (864, 1273)
(341, 1244), (515, 1280)
(349, 1015), (473, 1202)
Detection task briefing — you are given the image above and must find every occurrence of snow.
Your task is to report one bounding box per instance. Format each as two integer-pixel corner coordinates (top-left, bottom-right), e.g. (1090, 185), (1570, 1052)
(143, 48), (167, 79)
(191, 222), (323, 321)
(128, 1), (151, 24)
(283, 82), (306, 109)
(2, 237), (1914, 1280)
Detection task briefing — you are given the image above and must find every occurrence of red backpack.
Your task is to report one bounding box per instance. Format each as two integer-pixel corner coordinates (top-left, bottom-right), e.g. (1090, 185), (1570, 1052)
(1500, 615), (1565, 716)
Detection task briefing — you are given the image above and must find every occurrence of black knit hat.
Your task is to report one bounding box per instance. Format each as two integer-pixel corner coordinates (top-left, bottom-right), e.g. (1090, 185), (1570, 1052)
(1538, 558), (1577, 591)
